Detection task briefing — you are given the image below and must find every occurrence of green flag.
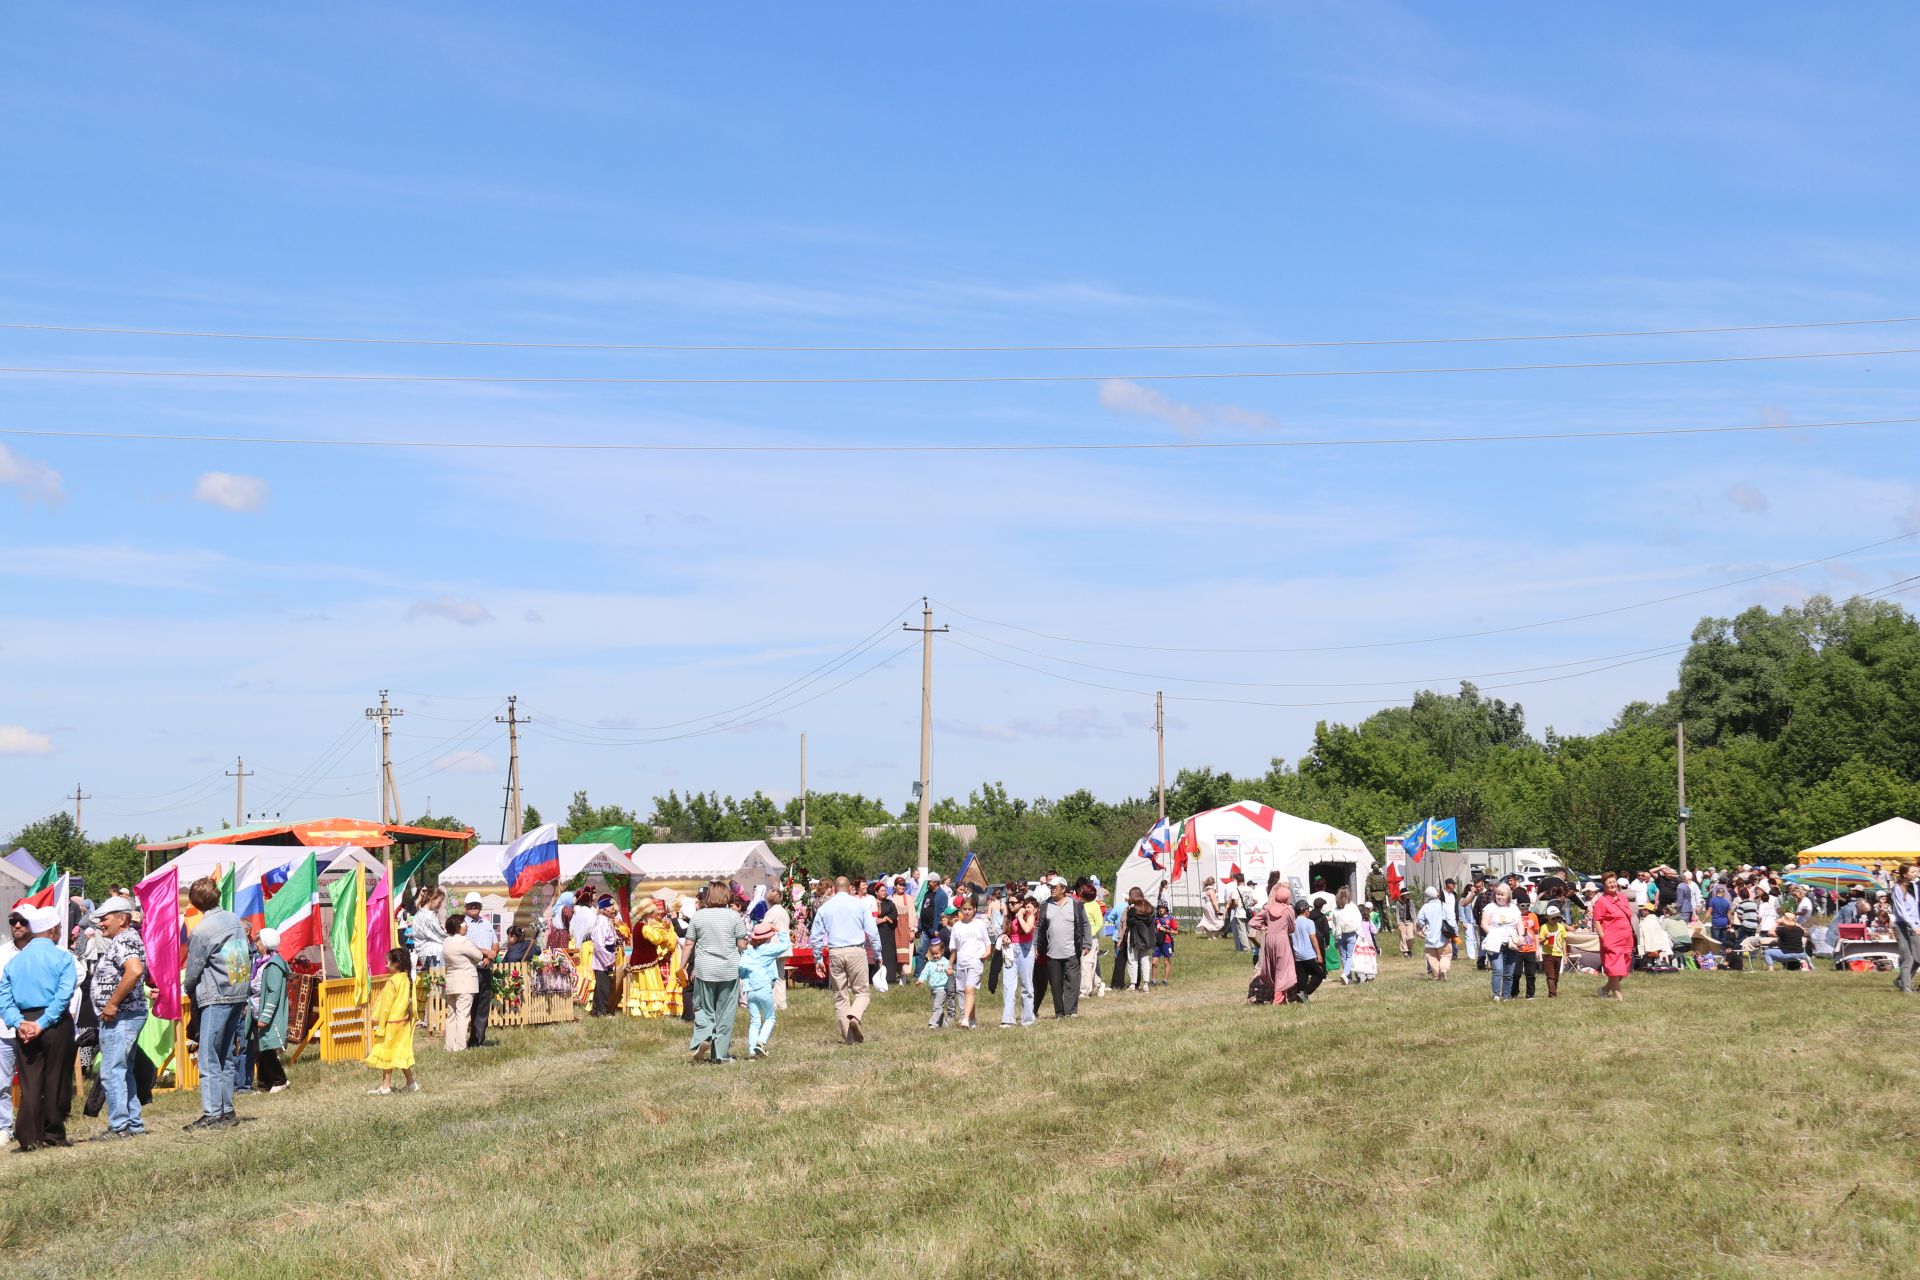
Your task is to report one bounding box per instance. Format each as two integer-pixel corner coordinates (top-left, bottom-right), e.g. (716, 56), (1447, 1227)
(27, 863), (58, 895)
(136, 1011), (175, 1071)
(575, 825), (633, 850)
(327, 868), (362, 980)
(393, 846), (436, 896)
(218, 862), (237, 913)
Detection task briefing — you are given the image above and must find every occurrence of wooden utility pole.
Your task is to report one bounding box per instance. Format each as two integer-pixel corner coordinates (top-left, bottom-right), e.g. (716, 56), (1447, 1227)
(225, 755), (254, 828)
(800, 732), (809, 838)
(67, 783), (90, 837)
(903, 599), (948, 879)
(1676, 720), (1689, 875)
(364, 691), (404, 824)
(1156, 690), (1166, 820)
(497, 696), (528, 842)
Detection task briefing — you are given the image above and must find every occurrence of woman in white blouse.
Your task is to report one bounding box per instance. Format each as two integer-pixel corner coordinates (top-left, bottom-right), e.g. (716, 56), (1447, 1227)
(1479, 884), (1521, 1002)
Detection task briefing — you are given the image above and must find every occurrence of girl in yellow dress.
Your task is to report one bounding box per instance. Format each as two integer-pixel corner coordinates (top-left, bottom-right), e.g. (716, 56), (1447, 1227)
(366, 947), (419, 1095)
(624, 897), (687, 1018)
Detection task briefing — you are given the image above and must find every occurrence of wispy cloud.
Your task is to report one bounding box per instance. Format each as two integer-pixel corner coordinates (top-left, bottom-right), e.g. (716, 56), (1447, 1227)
(0, 444), (63, 506)
(1097, 379), (1283, 440)
(507, 271), (1168, 321)
(429, 750), (494, 774)
(407, 597), (495, 627)
(1725, 483), (1769, 515)
(193, 471), (269, 513)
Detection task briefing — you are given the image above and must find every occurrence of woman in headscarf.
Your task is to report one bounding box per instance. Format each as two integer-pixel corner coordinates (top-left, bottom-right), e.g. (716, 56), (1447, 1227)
(1588, 871), (1636, 999)
(1198, 878), (1225, 938)
(624, 897), (687, 1019)
(1252, 883), (1297, 1005)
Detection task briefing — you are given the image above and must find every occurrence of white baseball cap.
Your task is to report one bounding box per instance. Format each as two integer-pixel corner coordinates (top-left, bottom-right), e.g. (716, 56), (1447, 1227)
(464, 892), (484, 906)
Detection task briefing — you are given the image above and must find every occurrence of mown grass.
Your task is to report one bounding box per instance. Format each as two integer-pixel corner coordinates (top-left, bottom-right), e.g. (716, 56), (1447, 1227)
(4, 942), (1917, 1280)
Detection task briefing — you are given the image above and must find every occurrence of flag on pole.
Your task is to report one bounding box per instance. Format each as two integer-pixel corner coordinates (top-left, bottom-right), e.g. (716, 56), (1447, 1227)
(135, 1010), (176, 1073)
(217, 862), (237, 913)
(366, 872), (392, 978)
(499, 823), (561, 898)
(328, 864), (369, 1004)
(234, 859), (270, 935)
(133, 865), (182, 1022)
(1172, 820), (1199, 883)
(393, 846), (436, 897)
(17, 864), (63, 914)
(263, 852), (322, 960)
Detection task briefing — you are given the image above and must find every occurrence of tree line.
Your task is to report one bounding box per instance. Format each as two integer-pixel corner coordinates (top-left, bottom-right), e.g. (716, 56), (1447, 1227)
(13, 596), (1919, 894)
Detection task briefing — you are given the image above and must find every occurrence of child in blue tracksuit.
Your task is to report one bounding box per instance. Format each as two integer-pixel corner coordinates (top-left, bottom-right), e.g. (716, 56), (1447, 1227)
(738, 921), (792, 1058)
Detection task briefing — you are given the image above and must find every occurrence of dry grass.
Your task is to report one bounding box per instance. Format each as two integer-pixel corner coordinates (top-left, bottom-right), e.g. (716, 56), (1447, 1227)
(4, 943), (1918, 1279)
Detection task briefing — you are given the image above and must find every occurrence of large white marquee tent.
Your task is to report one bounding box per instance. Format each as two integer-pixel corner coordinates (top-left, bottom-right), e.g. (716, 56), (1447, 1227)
(1112, 800), (1374, 913)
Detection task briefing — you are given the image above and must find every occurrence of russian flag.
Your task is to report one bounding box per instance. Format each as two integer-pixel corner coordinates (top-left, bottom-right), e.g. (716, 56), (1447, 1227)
(234, 859), (269, 933)
(499, 823), (561, 898)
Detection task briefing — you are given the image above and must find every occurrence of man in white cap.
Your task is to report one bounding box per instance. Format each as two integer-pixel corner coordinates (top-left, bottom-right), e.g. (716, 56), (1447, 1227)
(0, 908), (24, 1148)
(461, 893), (500, 1048)
(1036, 877), (1089, 1018)
(0, 904), (78, 1150)
(89, 895), (149, 1138)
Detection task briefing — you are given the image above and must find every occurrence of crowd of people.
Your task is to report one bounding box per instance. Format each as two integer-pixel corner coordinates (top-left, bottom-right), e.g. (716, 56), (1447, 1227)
(7, 852), (1915, 1152)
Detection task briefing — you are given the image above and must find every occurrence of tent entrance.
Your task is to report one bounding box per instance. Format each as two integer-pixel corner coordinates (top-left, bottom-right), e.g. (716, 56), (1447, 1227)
(1308, 860), (1359, 901)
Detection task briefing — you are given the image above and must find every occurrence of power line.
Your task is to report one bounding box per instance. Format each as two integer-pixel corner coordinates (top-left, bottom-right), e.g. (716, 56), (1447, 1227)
(3, 413), (1915, 455)
(525, 603), (921, 737)
(947, 634), (1689, 709)
(527, 639), (919, 748)
(949, 626), (1693, 689)
(6, 313), (1918, 353)
(930, 528), (1920, 656)
(4, 345), (1918, 386)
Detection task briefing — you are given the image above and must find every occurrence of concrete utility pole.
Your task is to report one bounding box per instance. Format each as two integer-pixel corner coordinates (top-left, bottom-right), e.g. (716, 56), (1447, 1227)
(903, 599), (948, 879)
(225, 755), (254, 828)
(67, 783), (90, 837)
(497, 696), (528, 842)
(364, 690), (405, 825)
(800, 732), (808, 838)
(1156, 690), (1166, 821)
(1676, 720), (1690, 875)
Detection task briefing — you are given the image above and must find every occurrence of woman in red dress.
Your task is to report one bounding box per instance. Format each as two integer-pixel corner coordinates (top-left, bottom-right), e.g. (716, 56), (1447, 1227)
(1588, 871), (1636, 1000)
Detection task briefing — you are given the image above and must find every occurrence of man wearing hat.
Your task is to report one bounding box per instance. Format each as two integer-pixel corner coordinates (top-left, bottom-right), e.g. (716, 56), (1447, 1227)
(1035, 876), (1089, 1019)
(0, 909), (26, 1147)
(90, 895), (150, 1138)
(461, 893), (500, 1048)
(0, 904), (78, 1150)
(589, 895), (621, 1017)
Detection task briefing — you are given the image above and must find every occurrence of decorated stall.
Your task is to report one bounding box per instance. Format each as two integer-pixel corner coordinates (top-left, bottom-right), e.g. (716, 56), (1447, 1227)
(1796, 816), (1920, 874)
(1114, 800), (1374, 914)
(627, 839), (784, 896)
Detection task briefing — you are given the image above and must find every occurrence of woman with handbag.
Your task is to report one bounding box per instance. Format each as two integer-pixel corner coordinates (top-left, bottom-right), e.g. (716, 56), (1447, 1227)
(1416, 885), (1453, 980)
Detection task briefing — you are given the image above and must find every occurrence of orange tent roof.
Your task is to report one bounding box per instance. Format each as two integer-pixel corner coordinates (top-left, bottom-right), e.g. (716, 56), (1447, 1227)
(139, 816), (474, 853)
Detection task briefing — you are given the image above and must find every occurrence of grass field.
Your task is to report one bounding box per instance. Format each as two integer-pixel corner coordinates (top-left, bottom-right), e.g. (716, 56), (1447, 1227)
(4, 940), (1918, 1280)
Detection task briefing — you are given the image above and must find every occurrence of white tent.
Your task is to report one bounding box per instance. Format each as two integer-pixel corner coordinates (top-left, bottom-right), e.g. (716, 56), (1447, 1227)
(1799, 816), (1920, 870)
(437, 842), (640, 893)
(1113, 800), (1374, 913)
(628, 840), (783, 894)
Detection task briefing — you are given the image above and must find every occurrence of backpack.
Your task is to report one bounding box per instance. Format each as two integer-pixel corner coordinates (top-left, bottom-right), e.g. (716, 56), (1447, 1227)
(1247, 973), (1275, 1004)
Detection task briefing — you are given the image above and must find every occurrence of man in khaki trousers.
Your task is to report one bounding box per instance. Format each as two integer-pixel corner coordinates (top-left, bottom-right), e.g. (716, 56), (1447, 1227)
(810, 876), (882, 1043)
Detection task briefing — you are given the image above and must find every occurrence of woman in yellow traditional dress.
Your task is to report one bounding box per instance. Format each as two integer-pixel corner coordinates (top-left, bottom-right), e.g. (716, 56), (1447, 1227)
(624, 896), (686, 1018)
(366, 947), (419, 1095)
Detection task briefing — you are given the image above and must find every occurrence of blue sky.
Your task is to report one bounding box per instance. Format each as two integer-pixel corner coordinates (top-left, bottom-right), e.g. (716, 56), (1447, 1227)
(4, 3), (1920, 840)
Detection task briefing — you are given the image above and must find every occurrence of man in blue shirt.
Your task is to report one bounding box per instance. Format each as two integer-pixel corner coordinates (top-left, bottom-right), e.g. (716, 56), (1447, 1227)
(0, 905), (77, 1151)
(1890, 863), (1920, 994)
(810, 877), (882, 1043)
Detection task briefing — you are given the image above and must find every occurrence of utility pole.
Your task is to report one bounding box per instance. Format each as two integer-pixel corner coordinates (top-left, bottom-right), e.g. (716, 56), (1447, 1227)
(497, 696), (528, 842)
(903, 598), (948, 880)
(67, 783), (90, 838)
(225, 755), (254, 828)
(1156, 690), (1166, 821)
(800, 732), (808, 838)
(1676, 720), (1690, 875)
(363, 690), (405, 825)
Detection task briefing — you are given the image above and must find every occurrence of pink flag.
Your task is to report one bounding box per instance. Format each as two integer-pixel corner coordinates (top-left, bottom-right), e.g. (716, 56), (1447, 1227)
(366, 872), (392, 977)
(135, 865), (182, 1021)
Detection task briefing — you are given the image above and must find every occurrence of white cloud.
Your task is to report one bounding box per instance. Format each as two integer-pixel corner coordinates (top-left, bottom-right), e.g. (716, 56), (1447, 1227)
(0, 445), (64, 506)
(407, 596), (496, 626)
(0, 725), (55, 756)
(1726, 483), (1770, 514)
(429, 750), (495, 774)
(192, 471), (270, 513)
(1097, 379), (1283, 441)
